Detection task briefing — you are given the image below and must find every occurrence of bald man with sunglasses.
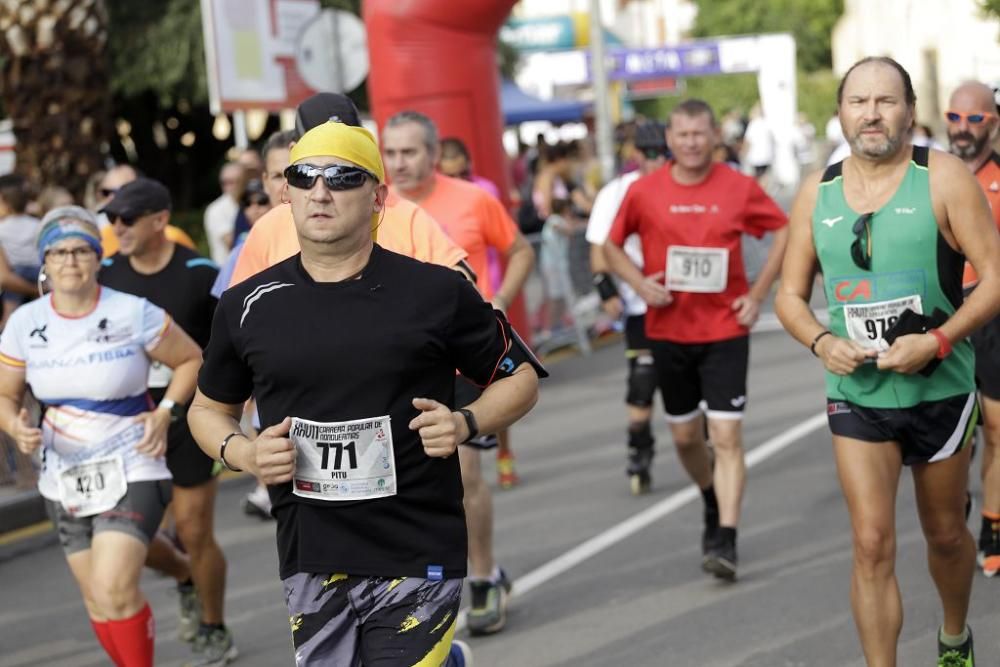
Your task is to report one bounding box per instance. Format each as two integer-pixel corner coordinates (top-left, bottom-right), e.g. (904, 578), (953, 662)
(946, 80), (1000, 579)
(776, 57), (1000, 666)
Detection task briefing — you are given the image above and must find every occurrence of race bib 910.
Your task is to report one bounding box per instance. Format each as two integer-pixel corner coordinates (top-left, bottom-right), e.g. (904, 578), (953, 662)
(666, 246), (729, 293)
(290, 416), (396, 502)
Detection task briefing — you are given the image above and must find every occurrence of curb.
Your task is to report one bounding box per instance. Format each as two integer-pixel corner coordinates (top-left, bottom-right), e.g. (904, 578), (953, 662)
(0, 490), (47, 536)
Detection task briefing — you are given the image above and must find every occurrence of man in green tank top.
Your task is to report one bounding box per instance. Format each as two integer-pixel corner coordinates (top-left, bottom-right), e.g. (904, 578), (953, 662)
(776, 57), (1000, 667)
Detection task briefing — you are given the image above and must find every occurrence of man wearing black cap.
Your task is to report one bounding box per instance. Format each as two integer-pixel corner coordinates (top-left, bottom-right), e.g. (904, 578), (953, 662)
(100, 178), (237, 666)
(585, 121), (670, 494)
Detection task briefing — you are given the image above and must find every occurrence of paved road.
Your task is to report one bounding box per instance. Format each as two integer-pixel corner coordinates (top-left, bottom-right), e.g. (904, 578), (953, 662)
(1, 330), (998, 666)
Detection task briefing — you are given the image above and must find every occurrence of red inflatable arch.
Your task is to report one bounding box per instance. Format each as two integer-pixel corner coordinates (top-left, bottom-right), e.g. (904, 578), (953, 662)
(364, 0), (531, 340)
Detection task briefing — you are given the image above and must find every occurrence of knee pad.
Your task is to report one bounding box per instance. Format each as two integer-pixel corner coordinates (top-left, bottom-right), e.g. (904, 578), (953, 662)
(626, 354), (657, 407)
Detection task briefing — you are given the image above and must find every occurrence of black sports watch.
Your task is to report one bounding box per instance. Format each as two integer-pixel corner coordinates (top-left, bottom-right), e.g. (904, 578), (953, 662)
(457, 408), (479, 443)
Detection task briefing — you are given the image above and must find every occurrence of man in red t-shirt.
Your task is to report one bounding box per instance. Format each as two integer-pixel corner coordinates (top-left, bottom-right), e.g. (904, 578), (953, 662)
(946, 79), (1000, 577)
(605, 99), (789, 580)
(382, 110), (535, 636)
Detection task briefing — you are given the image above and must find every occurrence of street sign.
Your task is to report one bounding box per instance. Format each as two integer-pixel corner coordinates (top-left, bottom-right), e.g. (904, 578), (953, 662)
(200, 0), (369, 113)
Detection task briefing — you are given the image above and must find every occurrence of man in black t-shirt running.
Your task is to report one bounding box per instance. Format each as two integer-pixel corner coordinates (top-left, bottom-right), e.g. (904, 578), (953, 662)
(188, 121), (544, 666)
(99, 178), (237, 666)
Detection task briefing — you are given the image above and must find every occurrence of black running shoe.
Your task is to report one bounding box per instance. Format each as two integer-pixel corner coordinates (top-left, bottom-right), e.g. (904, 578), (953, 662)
(701, 506), (720, 558)
(467, 569), (512, 636)
(937, 626), (974, 666)
(703, 536), (737, 581)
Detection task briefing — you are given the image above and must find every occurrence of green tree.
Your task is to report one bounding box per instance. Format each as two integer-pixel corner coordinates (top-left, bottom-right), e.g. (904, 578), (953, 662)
(0, 0), (111, 198)
(983, 0), (1000, 40)
(634, 69), (839, 138)
(691, 0), (843, 72)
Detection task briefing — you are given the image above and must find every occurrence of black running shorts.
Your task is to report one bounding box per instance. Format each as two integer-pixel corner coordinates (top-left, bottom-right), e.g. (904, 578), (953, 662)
(826, 392), (979, 466)
(166, 415), (217, 488)
(651, 335), (749, 422)
(44, 479), (172, 555)
(971, 316), (1000, 400)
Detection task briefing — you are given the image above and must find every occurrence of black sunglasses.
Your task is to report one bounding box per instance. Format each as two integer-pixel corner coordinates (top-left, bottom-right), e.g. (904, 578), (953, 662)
(110, 212), (152, 227)
(284, 164), (375, 191)
(243, 195), (270, 207)
(850, 212), (875, 271)
(642, 148), (669, 160)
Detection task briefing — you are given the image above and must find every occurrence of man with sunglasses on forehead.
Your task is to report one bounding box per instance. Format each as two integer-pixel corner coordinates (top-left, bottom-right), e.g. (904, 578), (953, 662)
(946, 80), (1000, 580)
(604, 99), (789, 582)
(188, 121), (544, 667)
(98, 178), (239, 665)
(586, 121), (670, 494)
(228, 94), (470, 288)
(776, 57), (1000, 666)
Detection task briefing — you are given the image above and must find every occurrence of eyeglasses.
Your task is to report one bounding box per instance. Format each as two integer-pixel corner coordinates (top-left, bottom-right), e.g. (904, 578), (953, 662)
(99, 187), (118, 198)
(944, 110), (996, 124)
(642, 148), (669, 160)
(850, 212), (875, 271)
(283, 164), (375, 191)
(45, 247), (96, 263)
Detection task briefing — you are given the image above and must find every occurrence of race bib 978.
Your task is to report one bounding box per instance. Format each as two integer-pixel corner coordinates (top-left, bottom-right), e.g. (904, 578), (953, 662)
(844, 295), (923, 351)
(290, 416), (396, 502)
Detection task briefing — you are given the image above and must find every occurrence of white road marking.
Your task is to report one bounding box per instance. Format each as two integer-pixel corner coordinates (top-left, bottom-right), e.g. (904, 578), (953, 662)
(458, 411), (828, 631)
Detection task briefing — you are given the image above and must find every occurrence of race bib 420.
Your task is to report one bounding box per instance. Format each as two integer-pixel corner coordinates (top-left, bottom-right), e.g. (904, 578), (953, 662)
(58, 455), (127, 517)
(666, 246), (729, 293)
(290, 415), (396, 502)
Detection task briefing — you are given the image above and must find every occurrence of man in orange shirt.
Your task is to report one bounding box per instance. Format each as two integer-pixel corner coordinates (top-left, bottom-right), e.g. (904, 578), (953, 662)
(947, 80), (1000, 577)
(382, 111), (535, 637)
(229, 96), (468, 287)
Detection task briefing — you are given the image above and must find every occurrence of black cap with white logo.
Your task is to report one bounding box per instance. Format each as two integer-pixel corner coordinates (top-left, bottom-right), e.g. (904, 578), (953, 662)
(295, 93), (362, 136)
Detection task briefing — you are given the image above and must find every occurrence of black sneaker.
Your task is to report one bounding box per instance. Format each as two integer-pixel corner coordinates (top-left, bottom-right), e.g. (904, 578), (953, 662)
(701, 506), (720, 559)
(467, 569), (512, 636)
(703, 534), (737, 581)
(937, 626), (974, 666)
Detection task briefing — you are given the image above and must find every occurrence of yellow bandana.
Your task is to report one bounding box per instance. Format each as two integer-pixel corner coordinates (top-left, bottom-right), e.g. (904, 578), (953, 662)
(289, 122), (384, 183)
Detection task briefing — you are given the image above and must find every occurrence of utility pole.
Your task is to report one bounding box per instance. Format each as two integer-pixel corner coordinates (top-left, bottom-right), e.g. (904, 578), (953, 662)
(589, 0), (615, 183)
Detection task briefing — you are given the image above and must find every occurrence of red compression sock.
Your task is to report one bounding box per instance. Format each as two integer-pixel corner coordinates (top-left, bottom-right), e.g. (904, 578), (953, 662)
(90, 619), (124, 666)
(107, 604), (155, 667)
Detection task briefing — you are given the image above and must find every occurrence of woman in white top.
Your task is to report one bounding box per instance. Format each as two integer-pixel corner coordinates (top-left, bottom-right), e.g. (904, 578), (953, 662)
(0, 207), (202, 667)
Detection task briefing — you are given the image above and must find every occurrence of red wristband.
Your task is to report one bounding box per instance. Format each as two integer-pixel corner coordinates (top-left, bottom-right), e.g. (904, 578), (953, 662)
(928, 328), (952, 359)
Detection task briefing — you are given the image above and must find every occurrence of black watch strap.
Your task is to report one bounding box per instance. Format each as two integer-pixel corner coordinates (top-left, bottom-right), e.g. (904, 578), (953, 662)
(458, 408), (479, 443)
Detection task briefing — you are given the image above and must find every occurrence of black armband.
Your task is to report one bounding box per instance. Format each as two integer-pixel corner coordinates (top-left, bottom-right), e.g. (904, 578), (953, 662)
(490, 309), (550, 381)
(593, 272), (619, 301)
